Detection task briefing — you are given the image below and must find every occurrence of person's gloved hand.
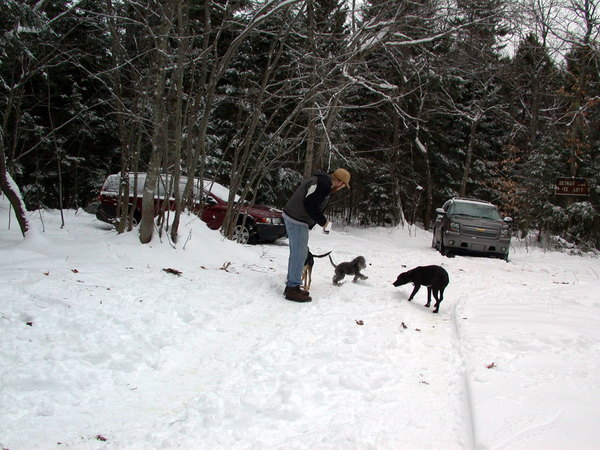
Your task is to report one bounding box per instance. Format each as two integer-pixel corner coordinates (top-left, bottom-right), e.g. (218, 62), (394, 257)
(323, 220), (332, 234)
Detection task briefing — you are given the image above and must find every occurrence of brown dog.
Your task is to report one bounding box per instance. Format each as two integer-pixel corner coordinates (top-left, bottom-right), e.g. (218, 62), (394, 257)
(302, 250), (332, 290)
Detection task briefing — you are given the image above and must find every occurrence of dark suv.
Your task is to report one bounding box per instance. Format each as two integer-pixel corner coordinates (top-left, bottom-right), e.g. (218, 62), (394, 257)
(95, 173), (287, 245)
(432, 197), (512, 261)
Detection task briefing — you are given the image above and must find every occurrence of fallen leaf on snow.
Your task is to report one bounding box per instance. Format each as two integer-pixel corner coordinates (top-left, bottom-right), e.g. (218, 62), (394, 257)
(162, 268), (182, 276)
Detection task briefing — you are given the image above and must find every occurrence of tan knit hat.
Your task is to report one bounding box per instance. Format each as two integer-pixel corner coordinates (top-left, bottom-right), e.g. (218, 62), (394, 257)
(332, 168), (350, 188)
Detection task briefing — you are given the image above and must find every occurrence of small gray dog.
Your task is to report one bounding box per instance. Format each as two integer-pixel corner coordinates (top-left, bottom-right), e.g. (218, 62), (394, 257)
(329, 255), (368, 285)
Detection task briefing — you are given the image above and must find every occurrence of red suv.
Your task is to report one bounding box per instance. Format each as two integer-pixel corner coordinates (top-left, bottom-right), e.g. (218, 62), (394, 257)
(95, 173), (287, 244)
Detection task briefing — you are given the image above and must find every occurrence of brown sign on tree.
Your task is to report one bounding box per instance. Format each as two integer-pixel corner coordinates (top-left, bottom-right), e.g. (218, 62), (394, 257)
(555, 178), (590, 196)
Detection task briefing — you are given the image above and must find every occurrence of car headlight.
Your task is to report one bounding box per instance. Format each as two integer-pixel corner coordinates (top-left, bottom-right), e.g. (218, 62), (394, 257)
(448, 222), (460, 232)
(500, 228), (510, 238)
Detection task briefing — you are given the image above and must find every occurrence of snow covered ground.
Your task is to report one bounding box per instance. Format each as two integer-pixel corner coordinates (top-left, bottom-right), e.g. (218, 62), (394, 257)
(1, 195), (600, 450)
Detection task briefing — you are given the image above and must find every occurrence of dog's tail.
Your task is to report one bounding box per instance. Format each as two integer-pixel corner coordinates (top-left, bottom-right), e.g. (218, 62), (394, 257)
(328, 254), (336, 268)
(312, 251), (331, 258)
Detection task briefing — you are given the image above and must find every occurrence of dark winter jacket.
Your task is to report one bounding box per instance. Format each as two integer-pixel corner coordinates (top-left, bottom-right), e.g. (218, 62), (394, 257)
(283, 170), (332, 229)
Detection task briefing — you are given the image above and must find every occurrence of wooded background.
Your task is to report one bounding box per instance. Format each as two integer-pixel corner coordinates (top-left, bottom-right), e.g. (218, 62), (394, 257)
(1, 0), (598, 248)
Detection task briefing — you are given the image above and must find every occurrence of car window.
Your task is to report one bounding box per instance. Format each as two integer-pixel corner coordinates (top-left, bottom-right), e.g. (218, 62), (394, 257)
(450, 202), (501, 220)
(102, 173), (239, 203)
(175, 180), (202, 201)
(203, 193), (218, 205)
(102, 175), (120, 193)
(190, 179), (203, 199)
(151, 175), (202, 200)
(156, 175), (189, 200)
(102, 174), (146, 196)
(203, 180), (240, 203)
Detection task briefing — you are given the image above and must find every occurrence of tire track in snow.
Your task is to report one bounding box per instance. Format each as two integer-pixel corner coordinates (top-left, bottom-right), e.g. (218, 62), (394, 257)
(451, 296), (478, 450)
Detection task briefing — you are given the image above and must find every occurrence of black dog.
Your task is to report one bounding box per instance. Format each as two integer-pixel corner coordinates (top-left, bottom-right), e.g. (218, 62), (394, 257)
(302, 250), (332, 290)
(393, 265), (449, 313)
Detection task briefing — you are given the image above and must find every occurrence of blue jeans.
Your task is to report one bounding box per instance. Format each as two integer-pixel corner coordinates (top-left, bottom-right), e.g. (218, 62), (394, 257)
(284, 215), (309, 288)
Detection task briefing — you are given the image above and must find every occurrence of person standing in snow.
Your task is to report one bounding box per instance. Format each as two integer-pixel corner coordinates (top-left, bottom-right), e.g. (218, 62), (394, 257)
(282, 168), (351, 302)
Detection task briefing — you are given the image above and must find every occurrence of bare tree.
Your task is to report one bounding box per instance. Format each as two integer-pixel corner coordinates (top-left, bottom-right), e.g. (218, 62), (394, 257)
(0, 131), (29, 236)
(137, 1), (175, 244)
(174, 0), (308, 243)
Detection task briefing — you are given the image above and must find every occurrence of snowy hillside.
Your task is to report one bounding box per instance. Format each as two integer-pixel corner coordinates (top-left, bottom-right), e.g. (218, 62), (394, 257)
(1, 197), (599, 449)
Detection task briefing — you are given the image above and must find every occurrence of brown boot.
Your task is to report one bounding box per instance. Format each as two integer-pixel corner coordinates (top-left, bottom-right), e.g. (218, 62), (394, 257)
(283, 286), (312, 302)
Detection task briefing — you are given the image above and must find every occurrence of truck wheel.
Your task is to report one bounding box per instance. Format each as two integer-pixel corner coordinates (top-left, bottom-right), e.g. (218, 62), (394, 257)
(440, 236), (452, 257)
(431, 230), (438, 249)
(439, 234), (445, 255)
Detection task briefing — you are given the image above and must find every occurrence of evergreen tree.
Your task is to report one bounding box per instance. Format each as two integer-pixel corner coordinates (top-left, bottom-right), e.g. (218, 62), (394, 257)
(1, 0), (116, 211)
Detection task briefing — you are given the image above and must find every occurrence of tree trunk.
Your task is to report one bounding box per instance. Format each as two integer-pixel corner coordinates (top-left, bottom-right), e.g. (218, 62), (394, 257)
(139, 4), (174, 244)
(107, 0), (133, 234)
(415, 135), (433, 229)
(316, 95), (341, 170)
(390, 114), (405, 226)
(459, 116), (479, 197)
(0, 132), (29, 236)
(304, 104), (316, 176)
(170, 0), (189, 244)
(303, 0), (317, 176)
